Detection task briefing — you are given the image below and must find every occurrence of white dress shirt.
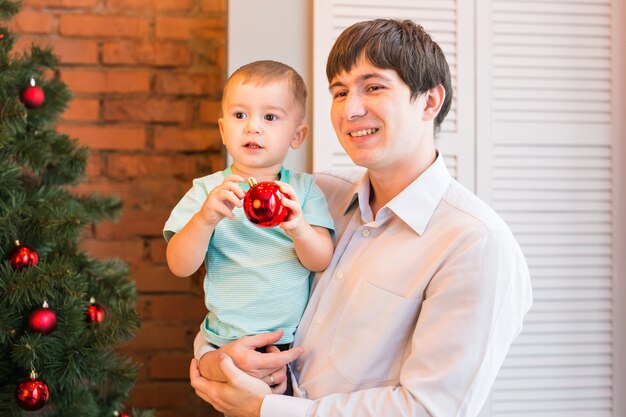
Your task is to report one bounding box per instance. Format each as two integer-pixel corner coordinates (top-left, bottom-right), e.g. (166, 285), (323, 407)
(258, 153), (533, 417)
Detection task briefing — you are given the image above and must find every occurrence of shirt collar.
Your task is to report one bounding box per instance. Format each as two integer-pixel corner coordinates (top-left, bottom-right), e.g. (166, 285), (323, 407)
(343, 152), (452, 235)
(222, 166), (290, 190)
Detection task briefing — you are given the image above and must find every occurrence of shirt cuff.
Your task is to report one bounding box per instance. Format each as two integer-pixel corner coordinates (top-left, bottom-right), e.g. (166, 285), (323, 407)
(193, 331), (215, 360)
(261, 394), (313, 417)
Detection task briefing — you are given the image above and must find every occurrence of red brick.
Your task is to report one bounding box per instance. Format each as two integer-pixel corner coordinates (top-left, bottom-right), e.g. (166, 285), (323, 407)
(130, 265), (192, 293)
(81, 239), (145, 264)
(155, 16), (225, 41)
(95, 208), (171, 238)
(74, 179), (190, 209)
(61, 69), (151, 94)
(149, 353), (194, 379)
(200, 0), (226, 13)
(104, 98), (192, 123)
(85, 154), (102, 178)
(58, 123), (146, 150)
(13, 37), (99, 64)
(150, 239), (167, 264)
(23, 0), (98, 6)
(60, 15), (149, 38)
(126, 322), (190, 351)
(9, 10), (53, 34)
(154, 70), (223, 96)
(106, 154), (207, 180)
(153, 127), (222, 151)
(199, 100), (221, 124)
(128, 381), (197, 408)
(142, 295), (206, 321)
(102, 42), (192, 66)
(107, 0), (193, 11)
(61, 98), (99, 121)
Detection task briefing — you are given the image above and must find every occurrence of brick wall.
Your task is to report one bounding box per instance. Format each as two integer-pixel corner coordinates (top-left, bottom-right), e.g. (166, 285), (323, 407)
(10, 1), (226, 416)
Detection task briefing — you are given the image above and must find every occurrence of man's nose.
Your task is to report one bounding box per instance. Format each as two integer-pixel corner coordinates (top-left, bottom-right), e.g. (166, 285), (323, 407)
(343, 93), (367, 119)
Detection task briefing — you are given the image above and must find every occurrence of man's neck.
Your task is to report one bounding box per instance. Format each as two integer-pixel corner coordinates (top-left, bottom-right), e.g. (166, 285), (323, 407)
(368, 150), (438, 216)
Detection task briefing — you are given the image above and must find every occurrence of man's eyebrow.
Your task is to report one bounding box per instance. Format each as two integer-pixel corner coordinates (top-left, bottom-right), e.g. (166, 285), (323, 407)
(329, 72), (394, 90)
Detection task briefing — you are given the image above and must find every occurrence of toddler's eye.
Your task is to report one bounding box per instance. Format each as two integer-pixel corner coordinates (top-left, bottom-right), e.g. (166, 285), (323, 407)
(235, 112), (246, 119)
(265, 114), (278, 121)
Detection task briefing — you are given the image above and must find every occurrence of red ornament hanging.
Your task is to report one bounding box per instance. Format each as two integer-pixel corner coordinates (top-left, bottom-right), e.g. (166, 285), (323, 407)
(243, 177), (291, 227)
(20, 78), (45, 109)
(114, 411), (131, 417)
(15, 369), (49, 411)
(85, 297), (106, 324)
(9, 240), (39, 270)
(28, 301), (57, 335)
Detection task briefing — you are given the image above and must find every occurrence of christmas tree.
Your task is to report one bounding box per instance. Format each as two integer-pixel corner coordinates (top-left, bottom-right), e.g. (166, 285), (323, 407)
(0, 1), (152, 416)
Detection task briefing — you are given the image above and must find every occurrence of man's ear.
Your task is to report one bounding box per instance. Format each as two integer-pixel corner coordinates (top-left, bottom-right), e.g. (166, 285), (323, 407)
(290, 123), (308, 149)
(422, 84), (445, 122)
(218, 117), (225, 144)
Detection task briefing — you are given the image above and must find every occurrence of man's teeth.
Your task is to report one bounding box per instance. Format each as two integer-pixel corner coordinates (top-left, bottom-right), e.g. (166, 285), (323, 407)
(349, 129), (378, 137)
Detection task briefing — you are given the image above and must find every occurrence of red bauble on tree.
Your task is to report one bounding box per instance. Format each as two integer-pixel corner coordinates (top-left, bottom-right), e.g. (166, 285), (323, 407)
(114, 411), (131, 417)
(243, 177), (291, 227)
(85, 297), (106, 324)
(20, 78), (45, 109)
(8, 240), (39, 270)
(28, 301), (57, 335)
(15, 370), (49, 411)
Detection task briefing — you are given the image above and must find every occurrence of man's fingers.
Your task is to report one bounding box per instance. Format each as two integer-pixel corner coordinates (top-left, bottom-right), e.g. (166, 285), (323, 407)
(243, 329), (284, 349)
(270, 379), (287, 395)
(258, 346), (305, 369)
(218, 353), (272, 395)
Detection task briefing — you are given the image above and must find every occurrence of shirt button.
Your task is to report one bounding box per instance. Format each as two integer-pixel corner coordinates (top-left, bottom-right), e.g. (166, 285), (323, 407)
(362, 229), (370, 237)
(314, 316), (323, 324)
(336, 271), (344, 279)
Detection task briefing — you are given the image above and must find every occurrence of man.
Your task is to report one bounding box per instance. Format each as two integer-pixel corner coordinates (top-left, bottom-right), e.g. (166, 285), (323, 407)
(190, 18), (532, 417)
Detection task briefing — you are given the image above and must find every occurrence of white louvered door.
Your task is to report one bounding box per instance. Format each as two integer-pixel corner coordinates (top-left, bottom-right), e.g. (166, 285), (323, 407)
(476, 1), (617, 416)
(313, 0), (623, 416)
(312, 0), (475, 186)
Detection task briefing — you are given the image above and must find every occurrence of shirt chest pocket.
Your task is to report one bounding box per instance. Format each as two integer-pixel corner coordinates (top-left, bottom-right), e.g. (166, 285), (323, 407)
(328, 278), (421, 385)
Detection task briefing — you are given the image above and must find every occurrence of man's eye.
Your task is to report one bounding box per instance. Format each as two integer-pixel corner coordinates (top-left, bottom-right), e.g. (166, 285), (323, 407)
(265, 114), (277, 121)
(333, 91), (347, 99)
(235, 112), (246, 119)
(368, 85), (383, 92)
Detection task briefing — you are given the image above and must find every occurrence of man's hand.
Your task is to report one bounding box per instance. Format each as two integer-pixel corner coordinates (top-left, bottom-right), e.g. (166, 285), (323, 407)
(198, 330), (303, 390)
(191, 355), (269, 417)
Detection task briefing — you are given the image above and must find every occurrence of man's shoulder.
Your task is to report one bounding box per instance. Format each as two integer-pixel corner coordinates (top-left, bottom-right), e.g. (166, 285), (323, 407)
(314, 168), (366, 191)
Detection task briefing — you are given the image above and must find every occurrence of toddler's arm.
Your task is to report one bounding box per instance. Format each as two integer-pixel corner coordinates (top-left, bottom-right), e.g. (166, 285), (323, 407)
(276, 181), (334, 272)
(166, 175), (245, 276)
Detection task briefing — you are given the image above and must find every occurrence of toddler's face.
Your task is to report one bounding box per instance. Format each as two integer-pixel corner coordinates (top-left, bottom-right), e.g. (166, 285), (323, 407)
(219, 80), (306, 174)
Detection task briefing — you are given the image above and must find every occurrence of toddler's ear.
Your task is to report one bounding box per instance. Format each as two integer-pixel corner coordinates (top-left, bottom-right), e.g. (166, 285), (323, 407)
(291, 123), (308, 149)
(218, 118), (226, 144)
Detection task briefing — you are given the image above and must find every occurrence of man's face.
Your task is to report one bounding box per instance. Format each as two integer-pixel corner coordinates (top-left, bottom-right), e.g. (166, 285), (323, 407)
(329, 57), (432, 175)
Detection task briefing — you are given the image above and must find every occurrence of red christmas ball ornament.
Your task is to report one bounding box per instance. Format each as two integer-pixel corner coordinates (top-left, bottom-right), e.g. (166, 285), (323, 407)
(9, 241), (39, 270)
(114, 411), (131, 417)
(28, 301), (57, 335)
(85, 297), (106, 324)
(15, 370), (49, 411)
(243, 177), (291, 227)
(20, 78), (45, 109)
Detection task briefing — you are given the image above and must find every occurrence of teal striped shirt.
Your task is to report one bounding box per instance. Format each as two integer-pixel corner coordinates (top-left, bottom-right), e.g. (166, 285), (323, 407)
(163, 166), (334, 346)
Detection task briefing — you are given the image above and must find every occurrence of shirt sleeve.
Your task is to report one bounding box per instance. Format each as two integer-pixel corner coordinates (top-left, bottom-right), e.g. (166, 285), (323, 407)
(299, 175), (335, 232)
(279, 230), (532, 417)
(163, 176), (213, 242)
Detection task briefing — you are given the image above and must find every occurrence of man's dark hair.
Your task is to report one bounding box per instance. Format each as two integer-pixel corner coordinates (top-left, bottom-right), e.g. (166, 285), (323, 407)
(326, 19), (453, 134)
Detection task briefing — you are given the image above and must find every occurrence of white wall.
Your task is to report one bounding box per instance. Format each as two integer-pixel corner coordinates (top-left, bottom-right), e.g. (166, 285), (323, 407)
(227, 0), (312, 173)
